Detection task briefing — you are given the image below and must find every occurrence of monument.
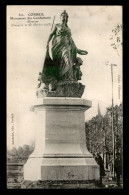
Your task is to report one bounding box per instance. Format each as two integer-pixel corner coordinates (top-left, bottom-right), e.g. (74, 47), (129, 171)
(24, 11), (99, 181)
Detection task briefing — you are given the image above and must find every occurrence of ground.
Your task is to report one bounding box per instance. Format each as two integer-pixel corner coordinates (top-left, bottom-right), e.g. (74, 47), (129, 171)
(7, 170), (123, 189)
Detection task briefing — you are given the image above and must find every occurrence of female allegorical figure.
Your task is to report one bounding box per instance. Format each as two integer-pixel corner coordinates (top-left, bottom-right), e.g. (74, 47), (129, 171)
(42, 10), (88, 82)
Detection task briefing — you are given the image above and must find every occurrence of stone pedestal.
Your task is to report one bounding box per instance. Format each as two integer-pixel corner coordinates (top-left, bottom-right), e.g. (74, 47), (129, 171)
(24, 98), (99, 181)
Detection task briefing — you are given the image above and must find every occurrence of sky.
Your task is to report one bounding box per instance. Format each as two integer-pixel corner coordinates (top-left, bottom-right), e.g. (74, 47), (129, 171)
(7, 6), (122, 149)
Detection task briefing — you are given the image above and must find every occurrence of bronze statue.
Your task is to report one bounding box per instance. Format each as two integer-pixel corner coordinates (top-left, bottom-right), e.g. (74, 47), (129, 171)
(37, 11), (88, 97)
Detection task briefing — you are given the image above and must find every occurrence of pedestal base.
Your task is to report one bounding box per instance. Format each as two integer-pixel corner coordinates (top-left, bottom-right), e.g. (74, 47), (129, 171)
(24, 157), (99, 181)
(24, 98), (99, 181)
(41, 158), (99, 180)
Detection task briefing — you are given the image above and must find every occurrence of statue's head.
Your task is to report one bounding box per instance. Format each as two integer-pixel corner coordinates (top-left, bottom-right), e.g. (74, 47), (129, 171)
(60, 10), (69, 23)
(76, 57), (83, 66)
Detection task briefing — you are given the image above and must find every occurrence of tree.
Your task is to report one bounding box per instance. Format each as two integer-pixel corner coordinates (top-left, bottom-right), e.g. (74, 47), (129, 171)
(85, 103), (123, 158)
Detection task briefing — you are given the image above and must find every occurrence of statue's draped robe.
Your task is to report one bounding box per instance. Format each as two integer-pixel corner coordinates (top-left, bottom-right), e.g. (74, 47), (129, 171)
(42, 24), (77, 80)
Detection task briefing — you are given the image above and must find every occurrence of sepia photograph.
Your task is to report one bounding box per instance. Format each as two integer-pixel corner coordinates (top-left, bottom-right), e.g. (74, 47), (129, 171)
(7, 5), (122, 189)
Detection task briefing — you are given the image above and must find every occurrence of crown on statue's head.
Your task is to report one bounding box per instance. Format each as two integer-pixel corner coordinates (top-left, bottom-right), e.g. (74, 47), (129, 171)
(60, 10), (69, 18)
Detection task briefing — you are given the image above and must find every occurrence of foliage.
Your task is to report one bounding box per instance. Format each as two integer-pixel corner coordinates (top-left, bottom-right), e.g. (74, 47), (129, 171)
(7, 143), (35, 163)
(85, 103), (123, 156)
